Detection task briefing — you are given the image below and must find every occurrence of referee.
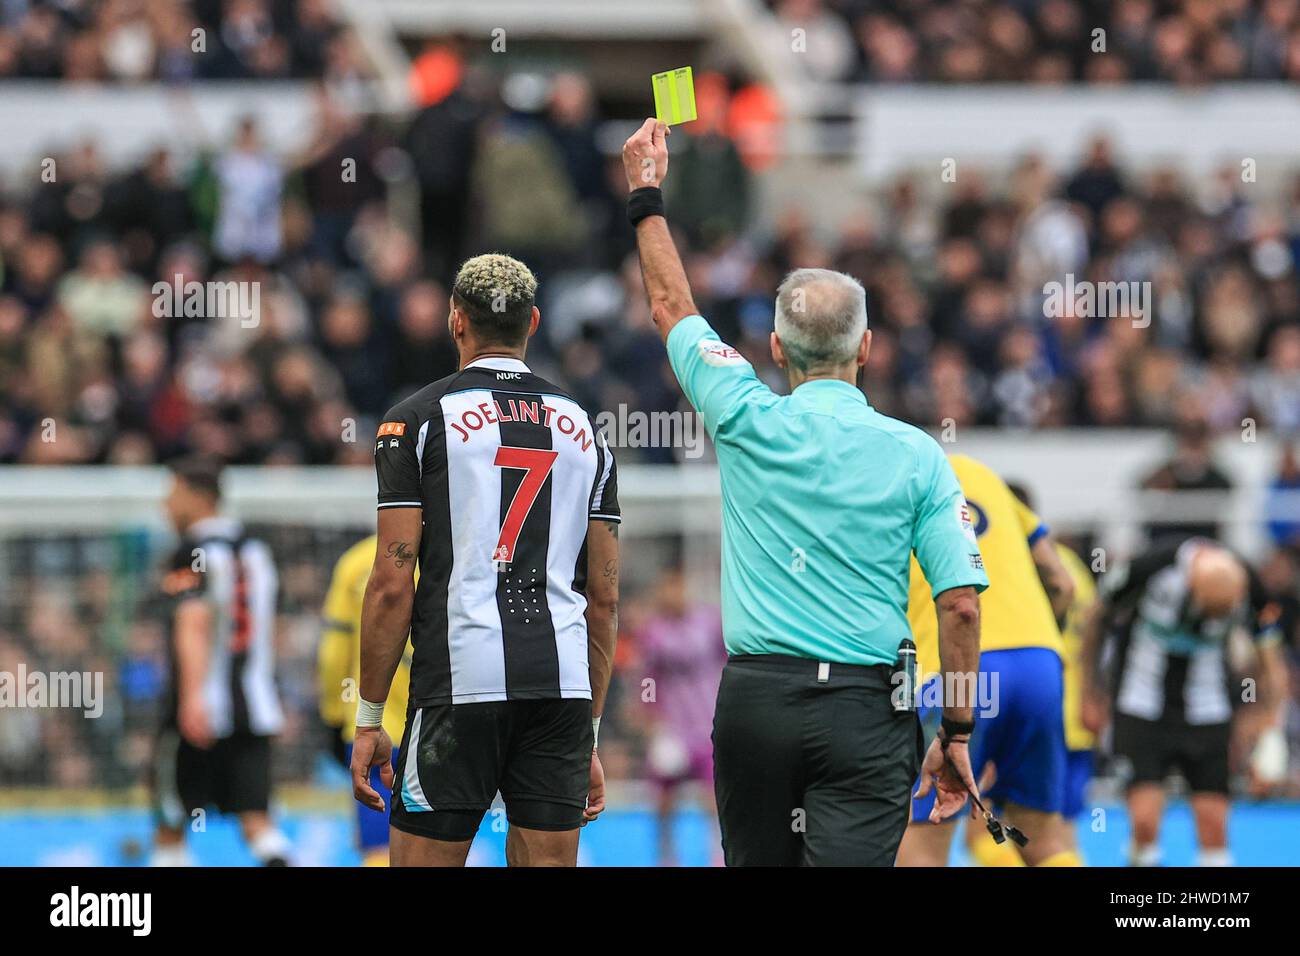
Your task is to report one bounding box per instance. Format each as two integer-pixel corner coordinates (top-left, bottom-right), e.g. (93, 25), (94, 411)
(622, 119), (989, 866)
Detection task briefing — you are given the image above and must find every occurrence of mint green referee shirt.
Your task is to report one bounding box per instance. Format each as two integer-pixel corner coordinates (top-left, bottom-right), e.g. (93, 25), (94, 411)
(667, 314), (988, 666)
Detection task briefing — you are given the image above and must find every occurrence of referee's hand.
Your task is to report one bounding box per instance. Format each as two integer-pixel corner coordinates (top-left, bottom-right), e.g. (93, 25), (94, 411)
(351, 726), (394, 813)
(621, 117), (669, 192)
(915, 734), (981, 823)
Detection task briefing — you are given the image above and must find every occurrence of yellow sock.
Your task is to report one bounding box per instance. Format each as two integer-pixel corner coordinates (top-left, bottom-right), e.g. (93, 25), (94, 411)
(969, 828), (1026, 867)
(362, 847), (390, 867)
(1036, 849), (1083, 867)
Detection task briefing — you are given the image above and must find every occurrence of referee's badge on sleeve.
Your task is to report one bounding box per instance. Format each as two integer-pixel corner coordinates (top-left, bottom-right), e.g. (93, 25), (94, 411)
(699, 340), (746, 367)
(956, 498), (978, 545)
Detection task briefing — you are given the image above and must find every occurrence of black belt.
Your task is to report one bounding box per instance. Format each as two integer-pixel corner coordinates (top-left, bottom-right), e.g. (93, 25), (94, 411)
(727, 653), (893, 688)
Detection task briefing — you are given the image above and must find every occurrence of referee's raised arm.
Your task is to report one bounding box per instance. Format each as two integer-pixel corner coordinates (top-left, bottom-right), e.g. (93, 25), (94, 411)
(621, 119), (696, 341)
(621, 116), (988, 866)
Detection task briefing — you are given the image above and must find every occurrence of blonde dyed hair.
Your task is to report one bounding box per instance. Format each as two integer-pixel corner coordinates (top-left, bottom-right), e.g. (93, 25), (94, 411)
(452, 253), (538, 345)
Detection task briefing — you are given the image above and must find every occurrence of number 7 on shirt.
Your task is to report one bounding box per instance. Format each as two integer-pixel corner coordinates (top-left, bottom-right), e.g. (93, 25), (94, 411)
(492, 446), (559, 569)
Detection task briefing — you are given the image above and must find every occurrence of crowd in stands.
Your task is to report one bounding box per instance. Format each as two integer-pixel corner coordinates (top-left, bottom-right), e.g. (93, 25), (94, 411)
(2, 54), (1299, 474)
(771, 0), (1300, 83)
(8, 0), (1300, 86)
(0, 0), (351, 82)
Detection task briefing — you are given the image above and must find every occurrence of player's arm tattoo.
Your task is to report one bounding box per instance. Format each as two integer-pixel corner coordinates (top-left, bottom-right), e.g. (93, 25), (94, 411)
(602, 559), (618, 587)
(605, 522), (618, 538)
(385, 541), (415, 568)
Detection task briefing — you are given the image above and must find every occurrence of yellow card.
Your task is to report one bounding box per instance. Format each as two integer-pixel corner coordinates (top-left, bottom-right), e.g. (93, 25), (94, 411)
(652, 66), (697, 125)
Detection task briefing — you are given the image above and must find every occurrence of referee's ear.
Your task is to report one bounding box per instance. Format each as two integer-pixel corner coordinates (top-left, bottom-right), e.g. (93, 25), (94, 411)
(770, 332), (787, 370)
(856, 329), (872, 367)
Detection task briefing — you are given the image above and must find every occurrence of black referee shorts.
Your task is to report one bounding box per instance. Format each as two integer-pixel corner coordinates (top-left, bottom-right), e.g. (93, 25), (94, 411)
(713, 654), (924, 867)
(390, 698), (593, 842)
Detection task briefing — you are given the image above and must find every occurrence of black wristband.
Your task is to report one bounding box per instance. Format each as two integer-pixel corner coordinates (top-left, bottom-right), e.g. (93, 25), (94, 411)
(627, 186), (665, 226)
(941, 716), (976, 738)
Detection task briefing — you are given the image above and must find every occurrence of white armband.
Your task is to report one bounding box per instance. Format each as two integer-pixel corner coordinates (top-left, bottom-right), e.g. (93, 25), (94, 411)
(356, 697), (386, 729)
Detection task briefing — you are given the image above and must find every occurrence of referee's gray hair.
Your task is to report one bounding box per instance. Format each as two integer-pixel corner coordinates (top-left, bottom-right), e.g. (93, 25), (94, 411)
(773, 269), (868, 373)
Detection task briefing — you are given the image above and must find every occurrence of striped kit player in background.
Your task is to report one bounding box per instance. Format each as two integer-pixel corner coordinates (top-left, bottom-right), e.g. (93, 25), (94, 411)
(150, 457), (292, 867)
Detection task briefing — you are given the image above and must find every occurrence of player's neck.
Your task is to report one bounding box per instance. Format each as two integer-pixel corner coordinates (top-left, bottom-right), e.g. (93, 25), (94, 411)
(183, 508), (219, 534)
(459, 342), (528, 369)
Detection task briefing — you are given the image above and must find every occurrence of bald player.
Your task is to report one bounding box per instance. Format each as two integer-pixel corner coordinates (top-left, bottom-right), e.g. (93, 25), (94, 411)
(1082, 538), (1289, 867)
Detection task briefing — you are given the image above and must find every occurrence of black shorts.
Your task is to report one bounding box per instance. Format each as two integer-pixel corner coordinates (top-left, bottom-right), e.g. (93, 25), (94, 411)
(153, 730), (272, 828)
(390, 698), (593, 842)
(712, 654), (924, 867)
(1112, 713), (1231, 795)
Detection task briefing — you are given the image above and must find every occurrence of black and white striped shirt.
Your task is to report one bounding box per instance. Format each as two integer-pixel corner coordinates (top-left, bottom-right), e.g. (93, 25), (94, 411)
(375, 357), (620, 706)
(1102, 538), (1281, 726)
(161, 517), (283, 737)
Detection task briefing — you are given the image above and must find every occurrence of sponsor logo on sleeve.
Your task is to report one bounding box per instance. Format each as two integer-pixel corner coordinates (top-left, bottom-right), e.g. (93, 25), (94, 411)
(377, 422), (406, 437)
(698, 340), (746, 367)
(956, 498), (979, 545)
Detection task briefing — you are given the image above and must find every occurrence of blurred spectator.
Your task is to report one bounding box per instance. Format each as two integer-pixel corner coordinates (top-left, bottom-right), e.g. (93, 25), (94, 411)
(472, 111), (584, 277)
(771, 0), (857, 81)
(1139, 399), (1235, 543)
(1065, 136), (1126, 221)
(663, 73), (752, 247)
(56, 239), (147, 338)
(212, 117), (284, 265)
(1267, 443), (1300, 551)
(105, 148), (195, 275)
(295, 89), (387, 266)
(1258, 546), (1300, 656)
(404, 43), (481, 281)
(1253, 325), (1300, 433)
(389, 280), (458, 401)
(633, 564), (726, 866)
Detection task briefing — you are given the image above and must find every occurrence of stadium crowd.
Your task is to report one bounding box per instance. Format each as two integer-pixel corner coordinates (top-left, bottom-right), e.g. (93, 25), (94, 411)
(771, 0), (1300, 83)
(0, 0), (353, 82)
(2, 57), (1299, 471)
(9, 1), (1300, 86)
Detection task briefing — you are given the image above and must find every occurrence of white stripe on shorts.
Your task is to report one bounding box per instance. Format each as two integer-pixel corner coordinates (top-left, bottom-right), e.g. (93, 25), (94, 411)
(401, 710), (432, 811)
